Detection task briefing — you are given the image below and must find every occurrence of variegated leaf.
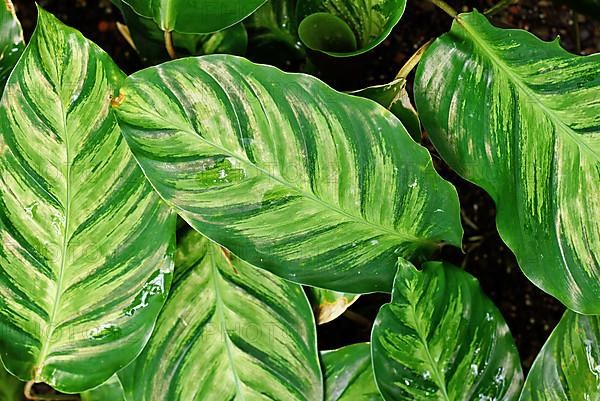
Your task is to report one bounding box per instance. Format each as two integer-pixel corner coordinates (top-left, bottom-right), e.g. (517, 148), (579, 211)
(296, 0), (406, 56)
(0, 8), (175, 392)
(322, 343), (382, 401)
(309, 287), (360, 325)
(415, 11), (600, 313)
(519, 311), (600, 401)
(119, 230), (322, 401)
(371, 261), (523, 401)
(0, 0), (24, 89)
(113, 54), (463, 294)
(81, 376), (126, 401)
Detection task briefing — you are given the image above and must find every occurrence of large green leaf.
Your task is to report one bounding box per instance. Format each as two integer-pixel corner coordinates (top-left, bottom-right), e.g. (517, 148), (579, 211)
(309, 288), (359, 324)
(115, 0), (247, 64)
(113, 54), (462, 294)
(519, 311), (600, 401)
(119, 229), (322, 401)
(81, 376), (126, 401)
(0, 0), (24, 88)
(296, 0), (406, 56)
(0, 362), (23, 401)
(371, 261), (523, 401)
(415, 11), (600, 314)
(322, 343), (382, 401)
(0, 9), (175, 392)
(121, 0), (267, 33)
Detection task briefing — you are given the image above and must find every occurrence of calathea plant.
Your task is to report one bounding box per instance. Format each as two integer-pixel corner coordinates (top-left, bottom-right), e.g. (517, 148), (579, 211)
(0, 0), (598, 400)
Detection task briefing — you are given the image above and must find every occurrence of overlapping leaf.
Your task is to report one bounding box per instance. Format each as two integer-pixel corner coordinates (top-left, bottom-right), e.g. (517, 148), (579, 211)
(113, 54), (462, 294)
(0, 9), (175, 392)
(296, 0), (406, 56)
(309, 288), (360, 324)
(322, 343), (382, 401)
(121, 0), (267, 33)
(519, 311), (600, 401)
(371, 261), (523, 401)
(415, 11), (600, 313)
(119, 230), (322, 401)
(0, 0), (24, 88)
(81, 376), (126, 401)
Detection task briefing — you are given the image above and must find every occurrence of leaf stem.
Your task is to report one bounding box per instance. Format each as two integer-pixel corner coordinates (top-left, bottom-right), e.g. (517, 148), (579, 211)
(395, 39), (434, 81)
(485, 0), (517, 16)
(427, 0), (458, 18)
(164, 30), (177, 59)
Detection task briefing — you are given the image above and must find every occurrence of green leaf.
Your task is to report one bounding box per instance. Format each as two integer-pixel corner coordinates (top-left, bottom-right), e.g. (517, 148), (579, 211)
(296, 0), (406, 56)
(519, 311), (600, 401)
(0, 8), (175, 392)
(113, 54), (463, 294)
(119, 229), (322, 401)
(0, 0), (24, 88)
(121, 0), (267, 33)
(309, 288), (359, 324)
(0, 362), (24, 401)
(351, 79), (421, 141)
(322, 343), (383, 401)
(415, 11), (600, 314)
(371, 261), (523, 401)
(81, 376), (126, 401)
(115, 1), (247, 64)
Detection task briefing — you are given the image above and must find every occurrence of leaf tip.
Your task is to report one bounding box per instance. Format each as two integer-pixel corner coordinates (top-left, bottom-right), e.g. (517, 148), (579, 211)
(4, 0), (14, 15)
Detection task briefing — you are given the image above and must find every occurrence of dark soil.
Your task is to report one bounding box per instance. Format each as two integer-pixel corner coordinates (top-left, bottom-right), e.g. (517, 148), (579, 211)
(11, 0), (599, 393)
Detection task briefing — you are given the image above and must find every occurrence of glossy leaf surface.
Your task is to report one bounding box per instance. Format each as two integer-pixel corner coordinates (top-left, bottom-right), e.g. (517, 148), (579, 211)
(372, 261), (523, 401)
(519, 311), (600, 401)
(322, 343), (382, 401)
(119, 230), (322, 401)
(114, 54), (462, 294)
(81, 376), (126, 401)
(415, 11), (600, 313)
(296, 0), (406, 56)
(0, 0), (24, 88)
(0, 9), (175, 392)
(121, 0), (267, 34)
(309, 288), (359, 324)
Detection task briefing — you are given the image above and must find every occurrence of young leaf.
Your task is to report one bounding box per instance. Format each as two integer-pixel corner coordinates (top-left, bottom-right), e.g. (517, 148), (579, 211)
(519, 311), (600, 401)
(119, 230), (323, 401)
(0, 0), (24, 88)
(322, 343), (383, 401)
(415, 11), (600, 314)
(296, 0), (406, 56)
(120, 0), (267, 34)
(113, 54), (463, 294)
(81, 376), (126, 401)
(371, 261), (523, 401)
(0, 362), (24, 401)
(309, 288), (360, 325)
(0, 9), (175, 392)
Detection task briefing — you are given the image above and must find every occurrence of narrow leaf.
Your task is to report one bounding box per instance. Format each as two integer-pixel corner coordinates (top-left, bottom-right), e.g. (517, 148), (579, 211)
(309, 288), (360, 325)
(0, 9), (175, 392)
(371, 261), (523, 401)
(519, 311), (600, 401)
(322, 343), (382, 401)
(0, 0), (24, 88)
(113, 54), (463, 294)
(119, 230), (323, 401)
(415, 11), (600, 313)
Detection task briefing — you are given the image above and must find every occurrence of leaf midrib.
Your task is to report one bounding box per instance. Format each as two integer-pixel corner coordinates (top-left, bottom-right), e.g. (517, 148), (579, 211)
(456, 15), (600, 160)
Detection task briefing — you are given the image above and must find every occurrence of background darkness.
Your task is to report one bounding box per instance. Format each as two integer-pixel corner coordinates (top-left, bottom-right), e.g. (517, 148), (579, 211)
(11, 0), (600, 388)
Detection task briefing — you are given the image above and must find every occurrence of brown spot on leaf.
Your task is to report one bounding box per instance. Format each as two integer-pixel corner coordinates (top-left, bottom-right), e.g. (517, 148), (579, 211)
(4, 0), (14, 15)
(111, 91), (125, 108)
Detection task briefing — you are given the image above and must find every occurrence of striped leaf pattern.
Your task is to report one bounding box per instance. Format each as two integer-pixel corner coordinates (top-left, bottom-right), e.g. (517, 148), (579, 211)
(322, 343), (382, 401)
(119, 229), (322, 401)
(415, 11), (600, 313)
(0, 0), (24, 88)
(113, 54), (463, 294)
(296, 0), (407, 56)
(81, 376), (126, 401)
(371, 261), (523, 401)
(309, 288), (360, 325)
(121, 0), (267, 34)
(0, 9), (175, 392)
(519, 311), (600, 401)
